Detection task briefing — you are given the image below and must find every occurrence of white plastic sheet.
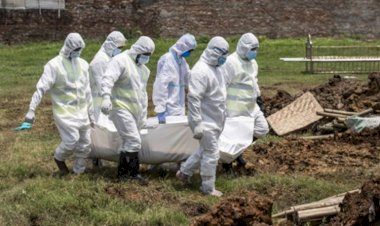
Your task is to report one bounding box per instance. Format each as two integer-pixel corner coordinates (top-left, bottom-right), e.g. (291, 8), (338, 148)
(345, 116), (380, 133)
(89, 115), (255, 164)
(219, 116), (255, 163)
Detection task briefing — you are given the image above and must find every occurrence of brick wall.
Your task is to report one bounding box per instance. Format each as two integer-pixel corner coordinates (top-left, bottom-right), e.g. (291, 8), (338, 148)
(1, 0), (379, 43)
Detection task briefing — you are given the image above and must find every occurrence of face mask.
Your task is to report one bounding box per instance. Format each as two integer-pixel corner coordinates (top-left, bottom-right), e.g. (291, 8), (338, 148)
(137, 54), (150, 65)
(70, 50), (81, 59)
(217, 55), (227, 66)
(181, 50), (191, 58)
(246, 50), (257, 60)
(112, 48), (122, 57)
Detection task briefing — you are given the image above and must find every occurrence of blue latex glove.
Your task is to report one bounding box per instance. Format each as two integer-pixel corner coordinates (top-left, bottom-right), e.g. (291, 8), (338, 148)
(15, 122), (33, 131)
(157, 112), (166, 124)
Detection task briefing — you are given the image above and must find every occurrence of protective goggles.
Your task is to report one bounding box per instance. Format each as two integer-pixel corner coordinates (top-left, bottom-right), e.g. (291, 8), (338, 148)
(213, 47), (228, 56)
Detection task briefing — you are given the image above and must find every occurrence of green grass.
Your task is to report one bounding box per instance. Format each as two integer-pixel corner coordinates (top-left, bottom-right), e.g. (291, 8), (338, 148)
(1, 36), (379, 225)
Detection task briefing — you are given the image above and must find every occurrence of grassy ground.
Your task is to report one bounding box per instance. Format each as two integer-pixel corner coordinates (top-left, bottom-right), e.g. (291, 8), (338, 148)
(1, 36), (380, 225)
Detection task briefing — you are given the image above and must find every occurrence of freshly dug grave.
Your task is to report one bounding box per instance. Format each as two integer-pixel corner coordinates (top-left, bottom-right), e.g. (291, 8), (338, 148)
(328, 178), (380, 226)
(264, 73), (380, 116)
(244, 127), (380, 175)
(192, 192), (273, 226)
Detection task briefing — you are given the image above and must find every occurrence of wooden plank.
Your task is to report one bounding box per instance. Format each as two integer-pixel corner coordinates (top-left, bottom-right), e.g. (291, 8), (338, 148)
(301, 134), (334, 140)
(324, 109), (357, 116)
(267, 92), (323, 136)
(272, 198), (343, 219)
(317, 111), (348, 119)
(297, 206), (340, 223)
(273, 189), (360, 219)
(291, 197), (343, 211)
(355, 108), (373, 116)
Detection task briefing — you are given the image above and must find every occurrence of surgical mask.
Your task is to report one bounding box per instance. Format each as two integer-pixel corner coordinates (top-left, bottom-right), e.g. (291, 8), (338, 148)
(70, 50), (81, 59)
(137, 54), (150, 65)
(217, 55), (227, 66)
(246, 50), (257, 60)
(181, 50), (191, 58)
(112, 48), (122, 57)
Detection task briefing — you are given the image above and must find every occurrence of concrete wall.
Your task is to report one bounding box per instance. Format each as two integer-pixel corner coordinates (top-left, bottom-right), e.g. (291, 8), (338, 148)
(1, 0), (379, 43)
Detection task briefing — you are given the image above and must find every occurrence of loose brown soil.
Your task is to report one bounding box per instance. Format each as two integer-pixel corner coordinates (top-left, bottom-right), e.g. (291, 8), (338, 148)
(244, 127), (380, 176)
(192, 192), (273, 226)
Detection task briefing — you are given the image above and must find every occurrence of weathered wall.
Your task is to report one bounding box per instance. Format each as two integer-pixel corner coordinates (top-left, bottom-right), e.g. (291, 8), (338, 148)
(0, 0), (139, 43)
(0, 0), (379, 43)
(155, 0), (380, 38)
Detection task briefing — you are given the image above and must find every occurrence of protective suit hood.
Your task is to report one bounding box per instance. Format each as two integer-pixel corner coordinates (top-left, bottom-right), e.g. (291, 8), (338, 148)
(102, 31), (126, 57)
(201, 36), (229, 66)
(170, 33), (197, 59)
(60, 33), (85, 58)
(236, 33), (259, 60)
(128, 36), (155, 57)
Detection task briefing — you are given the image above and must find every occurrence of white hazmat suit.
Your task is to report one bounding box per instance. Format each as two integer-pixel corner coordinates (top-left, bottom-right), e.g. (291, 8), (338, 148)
(178, 36), (229, 197)
(22, 33), (93, 174)
(101, 36), (155, 183)
(89, 31), (126, 121)
(152, 33), (197, 117)
(224, 33), (269, 138)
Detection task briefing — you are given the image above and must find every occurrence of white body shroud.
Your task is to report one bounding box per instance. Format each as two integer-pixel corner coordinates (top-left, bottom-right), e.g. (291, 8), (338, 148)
(89, 115), (254, 164)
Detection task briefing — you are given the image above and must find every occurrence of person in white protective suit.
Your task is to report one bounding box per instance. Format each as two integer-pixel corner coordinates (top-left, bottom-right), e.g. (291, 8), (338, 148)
(15, 33), (94, 175)
(176, 36), (229, 197)
(100, 36), (155, 185)
(222, 33), (269, 172)
(89, 31), (126, 121)
(89, 31), (126, 168)
(152, 33), (197, 123)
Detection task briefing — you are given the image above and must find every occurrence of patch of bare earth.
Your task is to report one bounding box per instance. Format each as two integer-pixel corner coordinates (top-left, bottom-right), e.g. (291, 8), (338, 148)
(192, 192), (273, 226)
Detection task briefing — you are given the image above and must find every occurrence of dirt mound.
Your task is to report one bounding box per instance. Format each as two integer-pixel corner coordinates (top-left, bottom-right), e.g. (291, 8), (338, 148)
(265, 90), (295, 116)
(265, 73), (380, 116)
(328, 178), (380, 225)
(192, 192), (272, 226)
(245, 128), (380, 175)
(309, 73), (380, 112)
(308, 75), (365, 111)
